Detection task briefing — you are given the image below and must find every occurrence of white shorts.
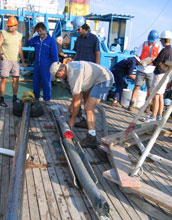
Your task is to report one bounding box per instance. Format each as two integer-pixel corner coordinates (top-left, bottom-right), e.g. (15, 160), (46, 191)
(150, 73), (169, 94)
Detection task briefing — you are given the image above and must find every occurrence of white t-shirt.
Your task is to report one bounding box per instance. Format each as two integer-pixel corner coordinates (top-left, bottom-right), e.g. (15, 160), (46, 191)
(136, 42), (162, 74)
(66, 61), (113, 95)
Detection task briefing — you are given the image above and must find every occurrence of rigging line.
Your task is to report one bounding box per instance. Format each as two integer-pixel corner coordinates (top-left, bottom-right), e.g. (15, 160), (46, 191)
(131, 0), (170, 44)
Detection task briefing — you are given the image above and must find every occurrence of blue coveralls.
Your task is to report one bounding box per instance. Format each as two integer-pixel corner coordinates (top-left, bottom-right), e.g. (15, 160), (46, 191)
(28, 34), (58, 101)
(112, 57), (137, 102)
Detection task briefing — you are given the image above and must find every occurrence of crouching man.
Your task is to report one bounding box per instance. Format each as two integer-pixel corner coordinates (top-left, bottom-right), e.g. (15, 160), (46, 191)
(50, 61), (114, 148)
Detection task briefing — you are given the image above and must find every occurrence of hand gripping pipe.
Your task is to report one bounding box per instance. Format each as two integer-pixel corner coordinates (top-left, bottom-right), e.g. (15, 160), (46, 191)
(52, 107), (110, 218)
(5, 91), (35, 220)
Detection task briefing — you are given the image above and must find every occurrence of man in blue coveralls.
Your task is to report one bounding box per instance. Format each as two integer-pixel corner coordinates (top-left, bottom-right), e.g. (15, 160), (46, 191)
(111, 56), (140, 107)
(28, 22), (58, 103)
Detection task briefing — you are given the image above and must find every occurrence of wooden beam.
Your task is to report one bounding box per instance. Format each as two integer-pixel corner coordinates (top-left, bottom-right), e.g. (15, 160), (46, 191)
(101, 121), (159, 145)
(103, 168), (172, 212)
(108, 144), (141, 187)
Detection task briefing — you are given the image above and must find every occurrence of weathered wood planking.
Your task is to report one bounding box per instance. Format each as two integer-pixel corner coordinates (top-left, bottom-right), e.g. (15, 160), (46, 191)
(103, 168), (172, 212)
(108, 144), (141, 187)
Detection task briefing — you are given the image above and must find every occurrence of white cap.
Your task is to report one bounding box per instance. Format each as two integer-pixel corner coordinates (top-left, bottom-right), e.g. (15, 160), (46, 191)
(50, 62), (61, 77)
(160, 30), (172, 39)
(56, 36), (63, 41)
(134, 56), (140, 62)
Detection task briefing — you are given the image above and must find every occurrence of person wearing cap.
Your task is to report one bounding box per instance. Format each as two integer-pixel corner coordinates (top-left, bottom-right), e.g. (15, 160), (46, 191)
(73, 16), (100, 64)
(111, 56), (140, 107)
(50, 61), (114, 148)
(0, 16), (26, 107)
(143, 30), (172, 122)
(128, 30), (161, 112)
(28, 22), (58, 103)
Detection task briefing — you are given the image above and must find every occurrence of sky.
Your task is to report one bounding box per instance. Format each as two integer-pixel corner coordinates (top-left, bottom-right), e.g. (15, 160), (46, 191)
(57, 0), (172, 50)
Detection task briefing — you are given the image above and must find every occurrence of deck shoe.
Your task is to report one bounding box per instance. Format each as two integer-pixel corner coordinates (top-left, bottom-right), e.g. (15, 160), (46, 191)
(128, 100), (135, 111)
(112, 100), (122, 107)
(0, 99), (8, 107)
(81, 134), (97, 148)
(144, 104), (151, 113)
(74, 119), (88, 129)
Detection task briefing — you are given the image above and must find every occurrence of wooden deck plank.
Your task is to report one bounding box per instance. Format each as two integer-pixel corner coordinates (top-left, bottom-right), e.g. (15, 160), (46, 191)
(40, 167), (62, 220)
(103, 168), (172, 213)
(32, 168), (51, 220)
(128, 147), (172, 196)
(93, 164), (139, 220)
(37, 109), (94, 220)
(25, 168), (40, 220)
(102, 164), (151, 220)
(22, 178), (31, 220)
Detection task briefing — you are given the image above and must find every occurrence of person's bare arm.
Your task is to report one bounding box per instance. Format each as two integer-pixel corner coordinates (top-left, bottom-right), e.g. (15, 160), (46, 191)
(19, 40), (26, 67)
(68, 93), (82, 128)
(0, 32), (4, 60)
(95, 51), (100, 64)
(128, 74), (136, 80)
(28, 27), (35, 41)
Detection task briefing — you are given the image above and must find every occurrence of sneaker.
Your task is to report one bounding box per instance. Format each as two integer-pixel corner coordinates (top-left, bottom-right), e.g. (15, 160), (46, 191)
(112, 100), (122, 107)
(0, 99), (8, 107)
(12, 96), (20, 103)
(142, 115), (156, 122)
(157, 115), (162, 121)
(81, 134), (97, 148)
(74, 119), (88, 129)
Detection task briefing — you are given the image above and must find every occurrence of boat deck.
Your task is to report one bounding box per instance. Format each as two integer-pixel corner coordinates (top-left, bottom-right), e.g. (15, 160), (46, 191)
(0, 99), (172, 220)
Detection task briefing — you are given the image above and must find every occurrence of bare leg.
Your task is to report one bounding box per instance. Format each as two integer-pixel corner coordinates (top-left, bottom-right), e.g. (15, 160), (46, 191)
(0, 77), (7, 97)
(84, 97), (100, 130)
(158, 94), (164, 116)
(12, 76), (19, 96)
(152, 94), (160, 118)
(131, 85), (141, 102)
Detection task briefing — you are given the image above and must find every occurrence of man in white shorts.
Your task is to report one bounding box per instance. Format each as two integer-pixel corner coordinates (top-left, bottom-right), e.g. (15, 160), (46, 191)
(144, 30), (172, 122)
(0, 16), (26, 107)
(128, 30), (161, 112)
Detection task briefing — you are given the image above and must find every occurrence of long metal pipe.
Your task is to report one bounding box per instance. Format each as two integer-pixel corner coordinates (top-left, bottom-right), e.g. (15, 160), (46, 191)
(53, 108), (110, 217)
(5, 92), (34, 220)
(130, 102), (172, 176)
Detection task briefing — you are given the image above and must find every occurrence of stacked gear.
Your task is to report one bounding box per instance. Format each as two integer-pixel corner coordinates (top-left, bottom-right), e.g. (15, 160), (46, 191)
(148, 30), (159, 43)
(160, 30), (172, 39)
(6, 16), (18, 26)
(73, 16), (86, 30)
(13, 91), (44, 117)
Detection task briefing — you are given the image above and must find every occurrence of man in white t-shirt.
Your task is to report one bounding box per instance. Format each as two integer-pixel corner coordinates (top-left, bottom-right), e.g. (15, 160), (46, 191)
(50, 61), (114, 148)
(128, 30), (161, 112)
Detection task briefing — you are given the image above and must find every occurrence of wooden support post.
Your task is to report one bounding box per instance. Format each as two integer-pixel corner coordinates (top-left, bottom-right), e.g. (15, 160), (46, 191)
(108, 144), (141, 187)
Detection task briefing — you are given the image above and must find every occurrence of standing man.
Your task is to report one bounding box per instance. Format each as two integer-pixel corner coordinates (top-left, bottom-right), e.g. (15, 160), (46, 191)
(111, 56), (140, 107)
(73, 16), (100, 64)
(143, 30), (172, 122)
(28, 22), (58, 103)
(128, 30), (161, 111)
(50, 61), (114, 148)
(0, 16), (26, 107)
